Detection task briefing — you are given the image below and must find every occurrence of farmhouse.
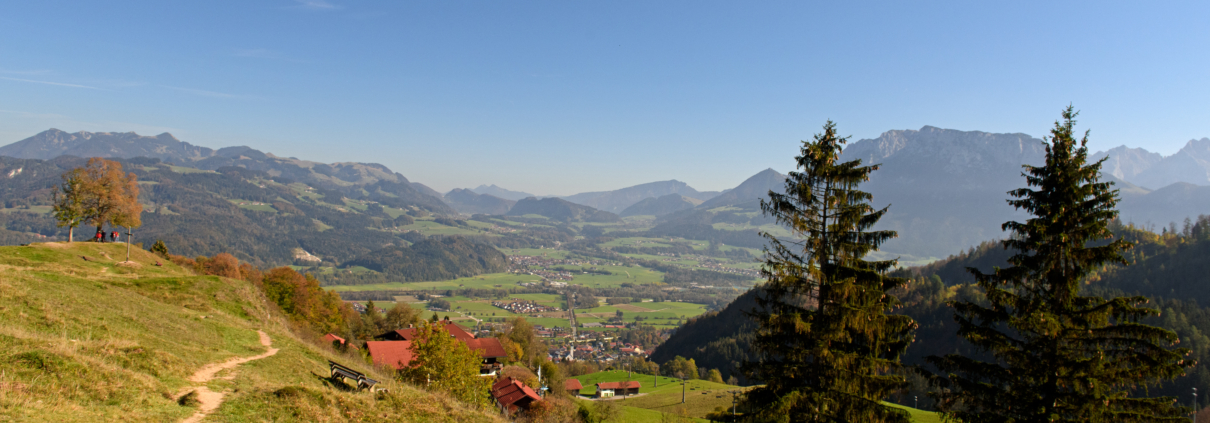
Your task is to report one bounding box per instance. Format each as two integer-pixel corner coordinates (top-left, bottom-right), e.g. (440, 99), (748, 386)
(323, 333), (346, 345)
(595, 381), (640, 398)
(492, 376), (543, 414)
(564, 379), (583, 396)
(465, 337), (507, 376)
(366, 324), (506, 375)
(376, 320), (475, 342)
(366, 341), (413, 369)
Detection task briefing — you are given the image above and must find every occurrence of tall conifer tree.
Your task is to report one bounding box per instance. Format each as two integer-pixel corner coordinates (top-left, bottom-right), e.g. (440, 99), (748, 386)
(929, 107), (1193, 422)
(742, 121), (915, 422)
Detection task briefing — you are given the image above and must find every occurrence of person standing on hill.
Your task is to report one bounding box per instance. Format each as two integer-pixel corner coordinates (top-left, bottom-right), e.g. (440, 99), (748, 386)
(95, 231), (103, 243)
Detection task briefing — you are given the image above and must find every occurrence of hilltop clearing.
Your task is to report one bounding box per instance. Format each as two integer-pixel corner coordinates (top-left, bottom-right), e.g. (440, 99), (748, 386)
(0, 241), (504, 422)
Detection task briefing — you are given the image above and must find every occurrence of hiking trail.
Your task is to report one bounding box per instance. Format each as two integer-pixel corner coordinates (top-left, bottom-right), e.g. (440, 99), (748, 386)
(178, 330), (279, 423)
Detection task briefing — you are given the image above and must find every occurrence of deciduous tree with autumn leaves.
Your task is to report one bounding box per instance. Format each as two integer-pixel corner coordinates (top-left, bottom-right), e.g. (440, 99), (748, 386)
(52, 158), (142, 242)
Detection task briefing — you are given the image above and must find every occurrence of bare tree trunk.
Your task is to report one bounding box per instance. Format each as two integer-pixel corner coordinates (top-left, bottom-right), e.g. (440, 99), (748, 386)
(68, 226), (74, 243)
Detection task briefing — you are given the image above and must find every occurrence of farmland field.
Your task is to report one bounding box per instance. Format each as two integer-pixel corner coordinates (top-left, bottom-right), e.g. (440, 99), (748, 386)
(326, 272), (542, 292)
(395, 218), (488, 236)
(573, 371), (941, 422)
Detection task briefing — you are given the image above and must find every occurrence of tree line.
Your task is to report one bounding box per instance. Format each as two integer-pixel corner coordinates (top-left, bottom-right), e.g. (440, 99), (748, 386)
(730, 109), (1194, 421)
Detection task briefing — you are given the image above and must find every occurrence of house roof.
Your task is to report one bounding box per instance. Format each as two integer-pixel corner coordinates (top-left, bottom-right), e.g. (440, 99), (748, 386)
(491, 377), (542, 411)
(565, 379), (583, 391)
(366, 341), (413, 369)
(465, 337), (507, 358)
(323, 333), (346, 344)
(383, 321), (475, 342)
(596, 381), (641, 390)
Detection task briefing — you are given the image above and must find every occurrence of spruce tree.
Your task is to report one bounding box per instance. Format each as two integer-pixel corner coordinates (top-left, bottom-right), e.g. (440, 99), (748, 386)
(742, 121), (916, 422)
(928, 107), (1194, 422)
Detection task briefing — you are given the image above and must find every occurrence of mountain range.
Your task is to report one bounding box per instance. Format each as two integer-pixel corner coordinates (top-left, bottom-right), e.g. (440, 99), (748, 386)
(0, 129), (455, 214)
(838, 126), (1210, 258)
(1093, 138), (1210, 189)
(4, 127), (1208, 262)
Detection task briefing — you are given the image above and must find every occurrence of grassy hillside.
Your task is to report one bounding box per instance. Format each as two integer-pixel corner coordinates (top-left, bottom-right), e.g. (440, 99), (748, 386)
(0, 242), (504, 422)
(572, 370), (941, 422)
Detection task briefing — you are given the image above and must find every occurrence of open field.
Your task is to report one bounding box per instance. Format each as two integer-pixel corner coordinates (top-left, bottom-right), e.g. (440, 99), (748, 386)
(498, 248), (569, 258)
(614, 404), (709, 423)
(228, 200), (276, 213)
(325, 272), (543, 292)
(396, 218), (488, 236)
(600, 237), (679, 249)
(0, 206), (53, 214)
(351, 293), (708, 330)
(885, 402), (943, 423)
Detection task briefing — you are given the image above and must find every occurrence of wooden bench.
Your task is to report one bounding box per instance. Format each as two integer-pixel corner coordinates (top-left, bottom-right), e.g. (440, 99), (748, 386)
(328, 360), (381, 392)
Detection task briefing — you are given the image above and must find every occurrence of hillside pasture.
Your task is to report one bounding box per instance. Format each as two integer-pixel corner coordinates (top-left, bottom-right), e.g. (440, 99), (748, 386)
(0, 242), (503, 423)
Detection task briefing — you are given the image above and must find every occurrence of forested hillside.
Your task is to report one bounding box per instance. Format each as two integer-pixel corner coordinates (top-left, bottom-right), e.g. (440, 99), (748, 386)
(649, 288), (759, 384)
(443, 188), (514, 215)
(0, 157), (471, 273)
(341, 236), (508, 281)
(651, 217), (1210, 409)
(619, 194), (699, 217)
(505, 197), (620, 222)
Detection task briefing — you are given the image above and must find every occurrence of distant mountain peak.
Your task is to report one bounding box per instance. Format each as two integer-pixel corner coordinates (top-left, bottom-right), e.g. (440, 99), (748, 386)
(0, 129), (216, 162)
(469, 184), (536, 201)
(560, 179), (713, 214)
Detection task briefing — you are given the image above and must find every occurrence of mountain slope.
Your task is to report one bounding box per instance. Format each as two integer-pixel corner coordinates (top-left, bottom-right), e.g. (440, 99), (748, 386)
(1132, 138), (1210, 189)
(0, 242), (504, 422)
(619, 194), (700, 217)
(505, 197), (620, 222)
(0, 129), (216, 162)
(341, 236), (508, 280)
(0, 157), (466, 267)
(562, 180), (714, 214)
(835, 126), (1048, 258)
(443, 189), (515, 215)
(1118, 182), (1210, 228)
(649, 288), (759, 384)
(470, 184), (535, 201)
(1091, 146), (1163, 183)
(696, 169), (785, 209)
(0, 129), (454, 214)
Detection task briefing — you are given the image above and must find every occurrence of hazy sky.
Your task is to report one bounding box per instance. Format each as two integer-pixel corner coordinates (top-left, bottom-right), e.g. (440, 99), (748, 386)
(1, 1), (1207, 195)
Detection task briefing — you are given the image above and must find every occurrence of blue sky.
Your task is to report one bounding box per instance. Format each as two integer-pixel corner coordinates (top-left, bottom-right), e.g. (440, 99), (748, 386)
(1, 1), (1207, 195)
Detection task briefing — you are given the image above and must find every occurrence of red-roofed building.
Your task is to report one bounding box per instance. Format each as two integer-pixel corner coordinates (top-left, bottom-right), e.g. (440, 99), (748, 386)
(596, 381), (640, 398)
(465, 337), (507, 376)
(324, 333), (359, 350)
(366, 341), (414, 369)
(564, 379), (583, 396)
(377, 320), (475, 343)
(491, 377), (542, 414)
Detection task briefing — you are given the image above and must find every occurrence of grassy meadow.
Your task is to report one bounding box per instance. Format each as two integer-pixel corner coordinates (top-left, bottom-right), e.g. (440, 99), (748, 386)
(573, 370), (942, 422)
(0, 242), (504, 423)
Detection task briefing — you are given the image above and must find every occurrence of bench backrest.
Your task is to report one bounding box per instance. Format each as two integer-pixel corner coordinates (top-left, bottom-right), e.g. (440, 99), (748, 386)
(329, 360), (379, 388)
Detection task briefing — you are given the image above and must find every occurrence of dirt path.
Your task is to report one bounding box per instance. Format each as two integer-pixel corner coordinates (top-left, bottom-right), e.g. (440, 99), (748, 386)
(179, 330), (279, 423)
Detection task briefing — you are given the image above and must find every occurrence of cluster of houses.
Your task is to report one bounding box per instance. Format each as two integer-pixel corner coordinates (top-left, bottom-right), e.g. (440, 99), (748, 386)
(361, 318), (508, 377)
(548, 339), (648, 363)
(507, 255), (625, 282)
(325, 317), (659, 417)
(492, 299), (559, 314)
